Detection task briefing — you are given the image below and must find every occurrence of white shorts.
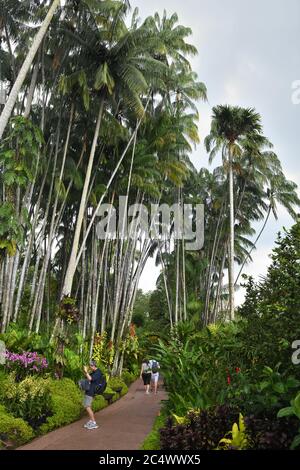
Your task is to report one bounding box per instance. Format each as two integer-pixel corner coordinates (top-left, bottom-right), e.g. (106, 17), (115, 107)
(151, 372), (159, 383)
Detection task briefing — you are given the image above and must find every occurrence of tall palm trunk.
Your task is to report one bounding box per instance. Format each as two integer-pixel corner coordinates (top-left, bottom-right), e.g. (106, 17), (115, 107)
(0, 0), (61, 139)
(62, 100), (104, 298)
(228, 147), (235, 321)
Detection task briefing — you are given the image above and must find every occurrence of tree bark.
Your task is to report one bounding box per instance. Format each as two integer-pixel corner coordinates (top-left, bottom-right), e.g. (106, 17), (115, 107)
(228, 147), (235, 321)
(61, 100), (104, 298)
(0, 0), (61, 139)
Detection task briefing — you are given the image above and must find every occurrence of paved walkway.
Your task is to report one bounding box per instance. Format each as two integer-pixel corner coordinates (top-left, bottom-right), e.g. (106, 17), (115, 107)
(19, 379), (167, 450)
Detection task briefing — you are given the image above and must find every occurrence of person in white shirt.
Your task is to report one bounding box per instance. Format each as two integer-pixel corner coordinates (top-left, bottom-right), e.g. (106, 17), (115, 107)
(149, 359), (160, 394)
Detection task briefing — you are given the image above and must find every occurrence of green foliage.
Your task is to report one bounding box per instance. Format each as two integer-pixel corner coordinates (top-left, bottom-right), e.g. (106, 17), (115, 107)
(0, 202), (23, 258)
(63, 348), (83, 382)
(108, 377), (128, 396)
(218, 414), (248, 450)
(244, 410), (299, 449)
(39, 378), (83, 434)
(0, 324), (39, 352)
(278, 391), (300, 449)
(0, 404), (34, 447)
(140, 412), (167, 450)
(225, 365), (300, 415)
(121, 370), (136, 386)
(160, 406), (239, 450)
(56, 296), (80, 325)
(0, 116), (44, 188)
(92, 395), (108, 412)
(92, 331), (114, 370)
(0, 374), (52, 431)
(237, 222), (300, 374)
(104, 386), (118, 403)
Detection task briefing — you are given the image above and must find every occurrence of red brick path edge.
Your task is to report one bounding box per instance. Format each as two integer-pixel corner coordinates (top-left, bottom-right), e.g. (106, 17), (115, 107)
(18, 379), (167, 450)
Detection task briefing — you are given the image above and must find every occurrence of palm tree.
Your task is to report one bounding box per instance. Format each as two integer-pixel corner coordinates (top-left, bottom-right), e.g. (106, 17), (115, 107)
(0, 0), (61, 139)
(205, 105), (265, 320)
(60, 2), (168, 298)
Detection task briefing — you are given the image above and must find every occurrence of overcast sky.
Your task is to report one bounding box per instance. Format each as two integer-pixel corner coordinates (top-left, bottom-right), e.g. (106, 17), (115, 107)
(135, 0), (300, 303)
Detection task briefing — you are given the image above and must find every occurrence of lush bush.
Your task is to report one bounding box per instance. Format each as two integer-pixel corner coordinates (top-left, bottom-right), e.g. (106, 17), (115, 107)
(155, 323), (242, 415)
(109, 377), (128, 396)
(160, 406), (239, 450)
(0, 404), (34, 447)
(39, 378), (83, 434)
(63, 348), (83, 382)
(104, 386), (118, 403)
(0, 325), (43, 353)
(155, 223), (300, 449)
(224, 365), (300, 415)
(245, 410), (299, 449)
(237, 223), (300, 376)
(1, 373), (52, 430)
(121, 370), (136, 386)
(92, 394), (108, 412)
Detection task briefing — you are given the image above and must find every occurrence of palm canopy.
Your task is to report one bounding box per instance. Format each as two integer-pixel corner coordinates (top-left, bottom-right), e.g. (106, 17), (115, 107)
(204, 105), (268, 163)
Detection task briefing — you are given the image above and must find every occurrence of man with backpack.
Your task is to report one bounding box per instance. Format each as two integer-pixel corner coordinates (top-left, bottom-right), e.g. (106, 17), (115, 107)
(81, 360), (106, 430)
(149, 359), (160, 394)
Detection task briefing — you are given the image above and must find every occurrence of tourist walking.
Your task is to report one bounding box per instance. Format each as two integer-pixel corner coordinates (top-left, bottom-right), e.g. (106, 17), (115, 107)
(140, 358), (152, 394)
(149, 359), (160, 394)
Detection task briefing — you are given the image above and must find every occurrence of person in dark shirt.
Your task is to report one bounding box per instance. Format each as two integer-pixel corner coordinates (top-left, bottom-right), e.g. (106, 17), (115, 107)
(82, 360), (102, 429)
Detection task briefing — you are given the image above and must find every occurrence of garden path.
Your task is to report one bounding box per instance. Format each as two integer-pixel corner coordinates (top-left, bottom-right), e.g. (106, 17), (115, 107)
(18, 378), (167, 450)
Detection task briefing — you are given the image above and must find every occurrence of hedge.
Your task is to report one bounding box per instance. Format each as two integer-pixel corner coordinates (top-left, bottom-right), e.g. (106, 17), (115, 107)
(0, 404), (34, 447)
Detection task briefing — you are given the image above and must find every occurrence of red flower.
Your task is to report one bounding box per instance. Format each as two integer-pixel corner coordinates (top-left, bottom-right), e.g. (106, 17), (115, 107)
(235, 367), (241, 373)
(227, 375), (231, 385)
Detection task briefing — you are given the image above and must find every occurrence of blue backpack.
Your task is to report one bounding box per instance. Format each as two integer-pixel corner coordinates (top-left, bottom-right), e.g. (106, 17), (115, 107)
(151, 360), (159, 374)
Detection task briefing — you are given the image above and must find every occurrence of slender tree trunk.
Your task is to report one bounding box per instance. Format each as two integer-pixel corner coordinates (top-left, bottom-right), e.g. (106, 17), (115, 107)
(24, 53), (40, 118)
(228, 147), (235, 321)
(62, 100), (104, 298)
(75, 96), (151, 270)
(182, 237), (187, 322)
(0, 0), (61, 139)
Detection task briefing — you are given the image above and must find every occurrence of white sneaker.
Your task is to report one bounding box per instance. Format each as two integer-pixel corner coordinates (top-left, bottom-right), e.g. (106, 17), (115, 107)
(84, 420), (93, 428)
(87, 421), (99, 429)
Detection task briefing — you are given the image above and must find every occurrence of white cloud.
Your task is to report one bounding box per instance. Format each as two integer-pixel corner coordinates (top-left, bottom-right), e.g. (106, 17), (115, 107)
(134, 0), (300, 308)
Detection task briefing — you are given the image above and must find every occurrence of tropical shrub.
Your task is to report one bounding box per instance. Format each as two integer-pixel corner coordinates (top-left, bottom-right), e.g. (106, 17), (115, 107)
(0, 324), (41, 353)
(92, 394), (107, 412)
(39, 378), (83, 434)
(1, 373), (52, 430)
(237, 223), (300, 376)
(244, 410), (299, 449)
(108, 377), (128, 396)
(277, 390), (300, 449)
(218, 414), (248, 450)
(4, 350), (48, 380)
(63, 348), (83, 382)
(0, 404), (34, 447)
(224, 365), (300, 415)
(160, 406), (239, 450)
(56, 296), (80, 325)
(104, 386), (118, 403)
(92, 331), (115, 370)
(121, 369), (136, 386)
